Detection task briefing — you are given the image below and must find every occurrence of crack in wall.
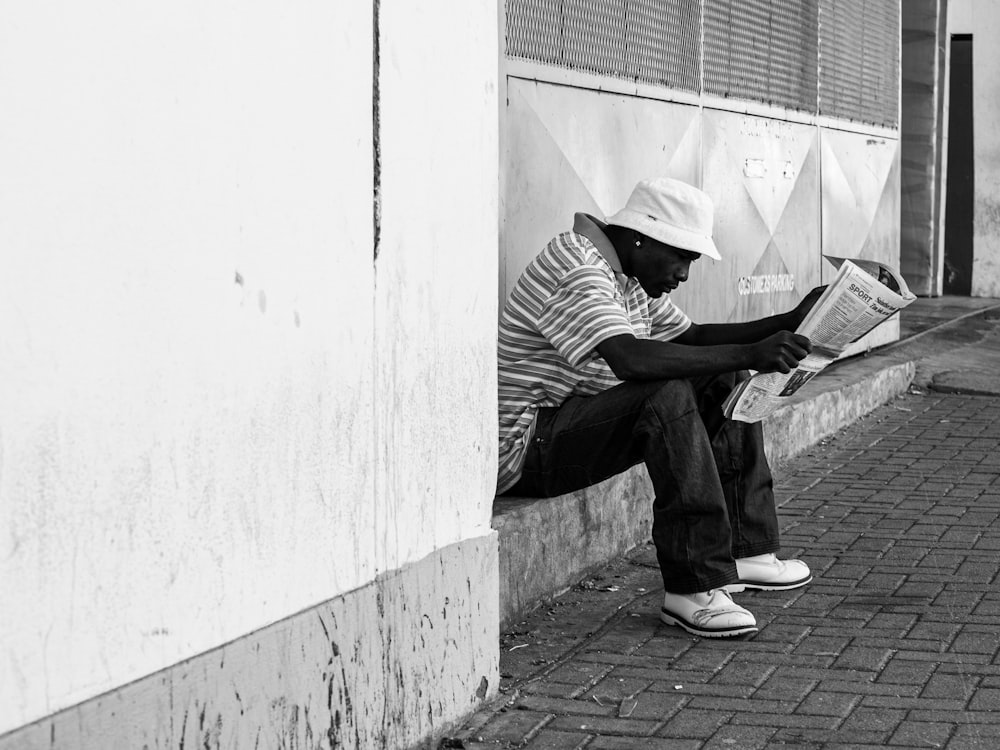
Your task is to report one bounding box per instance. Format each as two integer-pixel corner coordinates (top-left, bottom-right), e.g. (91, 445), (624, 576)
(373, 0), (382, 262)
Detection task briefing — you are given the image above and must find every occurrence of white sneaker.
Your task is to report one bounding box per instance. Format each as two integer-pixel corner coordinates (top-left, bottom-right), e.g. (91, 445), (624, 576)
(660, 589), (758, 638)
(724, 553), (812, 593)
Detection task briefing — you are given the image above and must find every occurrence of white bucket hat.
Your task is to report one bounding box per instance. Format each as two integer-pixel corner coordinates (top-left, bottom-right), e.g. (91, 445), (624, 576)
(605, 177), (721, 260)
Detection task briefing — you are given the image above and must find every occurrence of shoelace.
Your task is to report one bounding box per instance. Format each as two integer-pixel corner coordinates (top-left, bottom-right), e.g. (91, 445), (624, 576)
(691, 589), (750, 625)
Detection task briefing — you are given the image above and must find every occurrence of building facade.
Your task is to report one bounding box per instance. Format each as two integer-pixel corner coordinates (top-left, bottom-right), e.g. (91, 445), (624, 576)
(1, 3), (499, 748)
(7, 1), (988, 749)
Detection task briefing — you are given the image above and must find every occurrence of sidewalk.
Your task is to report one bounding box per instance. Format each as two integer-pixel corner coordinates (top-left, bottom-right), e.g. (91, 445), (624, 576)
(453, 298), (1000, 749)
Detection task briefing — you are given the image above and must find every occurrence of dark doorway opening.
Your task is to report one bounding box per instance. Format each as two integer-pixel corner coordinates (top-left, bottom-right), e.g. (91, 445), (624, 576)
(944, 34), (973, 295)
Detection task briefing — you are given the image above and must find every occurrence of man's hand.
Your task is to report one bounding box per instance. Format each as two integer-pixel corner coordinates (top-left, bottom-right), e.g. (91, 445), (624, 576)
(748, 331), (812, 374)
(791, 285), (828, 328)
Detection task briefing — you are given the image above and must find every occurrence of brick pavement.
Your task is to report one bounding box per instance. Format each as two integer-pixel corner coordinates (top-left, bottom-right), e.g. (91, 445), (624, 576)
(453, 387), (1000, 749)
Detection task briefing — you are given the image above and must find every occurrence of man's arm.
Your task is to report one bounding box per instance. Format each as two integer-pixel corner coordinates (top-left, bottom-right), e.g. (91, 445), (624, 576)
(595, 286), (826, 382)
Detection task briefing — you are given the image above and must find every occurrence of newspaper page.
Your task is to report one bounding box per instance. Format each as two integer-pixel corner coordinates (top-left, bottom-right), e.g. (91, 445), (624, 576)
(722, 257), (916, 423)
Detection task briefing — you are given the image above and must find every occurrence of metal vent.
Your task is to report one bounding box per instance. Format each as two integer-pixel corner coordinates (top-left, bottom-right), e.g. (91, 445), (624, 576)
(819, 0), (899, 126)
(505, 0), (701, 91)
(505, 0), (900, 129)
(703, 0), (819, 113)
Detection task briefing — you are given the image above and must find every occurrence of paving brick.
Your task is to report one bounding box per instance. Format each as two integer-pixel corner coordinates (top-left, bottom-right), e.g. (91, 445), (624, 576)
(921, 670), (979, 701)
(795, 690), (860, 717)
(702, 724), (777, 749)
(739, 651), (844, 671)
(477, 710), (551, 743)
(949, 723), (1000, 748)
(968, 687), (1000, 712)
(542, 661), (614, 687)
(973, 598), (1000, 617)
(587, 736), (697, 750)
(906, 619), (962, 643)
(633, 636), (696, 660)
(791, 633), (851, 657)
(523, 681), (581, 699)
(753, 675), (818, 701)
(581, 675), (651, 703)
(661, 647), (733, 673)
(517, 695), (615, 718)
(838, 705), (906, 733)
(708, 658), (775, 687)
(605, 664), (712, 684)
(575, 651), (667, 669)
(686, 696), (797, 715)
(895, 579), (946, 599)
(647, 681), (752, 699)
(888, 720), (954, 748)
(546, 715), (660, 737)
(729, 712), (838, 731)
(951, 628), (1000, 656)
(861, 695), (967, 711)
(831, 645), (894, 671)
(656, 708), (732, 739)
(817, 679), (919, 697)
(748, 621), (811, 645)
(521, 728), (591, 750)
(865, 612), (918, 635)
(934, 590), (988, 613)
(626, 691), (688, 721)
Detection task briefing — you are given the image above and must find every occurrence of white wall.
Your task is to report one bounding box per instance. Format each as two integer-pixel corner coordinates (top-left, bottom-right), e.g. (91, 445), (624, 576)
(376, 2), (499, 575)
(950, 0), (1000, 296)
(0, 0), (498, 735)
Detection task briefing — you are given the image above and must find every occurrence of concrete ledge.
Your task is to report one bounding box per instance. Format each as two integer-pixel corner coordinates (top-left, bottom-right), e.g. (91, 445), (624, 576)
(0, 535), (499, 750)
(763, 361), (916, 466)
(493, 467), (653, 629)
(493, 360), (916, 628)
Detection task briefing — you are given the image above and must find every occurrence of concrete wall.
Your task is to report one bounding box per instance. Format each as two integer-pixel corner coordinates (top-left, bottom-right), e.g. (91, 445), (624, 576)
(902, 0), (948, 296)
(500, 80), (901, 334)
(0, 2), (499, 748)
(950, 0), (1000, 296)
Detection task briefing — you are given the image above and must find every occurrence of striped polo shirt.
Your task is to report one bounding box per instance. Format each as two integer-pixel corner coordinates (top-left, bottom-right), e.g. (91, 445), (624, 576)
(497, 213), (691, 494)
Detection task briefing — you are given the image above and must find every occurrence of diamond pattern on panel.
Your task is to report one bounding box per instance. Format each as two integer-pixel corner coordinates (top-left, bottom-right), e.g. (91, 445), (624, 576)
(501, 80), (701, 301)
(820, 129), (900, 277)
(699, 111), (820, 323)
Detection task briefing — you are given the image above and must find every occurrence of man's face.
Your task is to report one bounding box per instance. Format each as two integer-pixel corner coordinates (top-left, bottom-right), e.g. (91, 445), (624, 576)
(633, 239), (700, 298)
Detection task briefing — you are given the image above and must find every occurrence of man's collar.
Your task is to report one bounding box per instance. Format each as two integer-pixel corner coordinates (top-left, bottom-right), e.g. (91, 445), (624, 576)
(573, 213), (625, 275)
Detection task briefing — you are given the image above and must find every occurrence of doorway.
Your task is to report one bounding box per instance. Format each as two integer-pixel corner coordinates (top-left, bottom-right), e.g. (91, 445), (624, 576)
(944, 34), (973, 295)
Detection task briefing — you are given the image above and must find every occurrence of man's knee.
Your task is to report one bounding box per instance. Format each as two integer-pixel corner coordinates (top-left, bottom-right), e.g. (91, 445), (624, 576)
(646, 379), (699, 420)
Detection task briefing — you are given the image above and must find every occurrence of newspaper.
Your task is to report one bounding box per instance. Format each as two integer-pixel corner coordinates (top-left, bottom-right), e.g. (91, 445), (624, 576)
(722, 256), (916, 423)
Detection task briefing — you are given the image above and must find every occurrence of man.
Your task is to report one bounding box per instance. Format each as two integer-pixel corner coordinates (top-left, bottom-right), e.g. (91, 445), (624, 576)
(497, 177), (824, 638)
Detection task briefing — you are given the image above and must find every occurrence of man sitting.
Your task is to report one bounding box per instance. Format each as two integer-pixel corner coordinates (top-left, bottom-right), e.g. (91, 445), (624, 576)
(497, 177), (822, 637)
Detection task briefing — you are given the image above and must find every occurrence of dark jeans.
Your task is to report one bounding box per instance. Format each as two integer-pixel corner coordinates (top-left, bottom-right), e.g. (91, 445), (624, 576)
(502, 372), (780, 594)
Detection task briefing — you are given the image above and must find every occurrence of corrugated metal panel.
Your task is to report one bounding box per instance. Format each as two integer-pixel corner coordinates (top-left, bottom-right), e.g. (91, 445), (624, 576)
(819, 0), (900, 126)
(703, 0), (819, 113)
(505, 0), (701, 91)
